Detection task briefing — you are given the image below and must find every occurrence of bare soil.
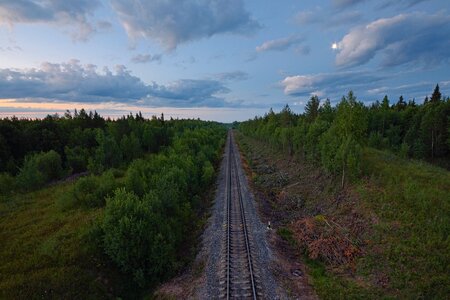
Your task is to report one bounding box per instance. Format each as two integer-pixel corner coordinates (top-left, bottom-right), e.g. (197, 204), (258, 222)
(235, 133), (376, 296)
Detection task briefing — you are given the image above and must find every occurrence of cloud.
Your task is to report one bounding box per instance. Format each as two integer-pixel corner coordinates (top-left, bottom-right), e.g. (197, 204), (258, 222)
(215, 71), (249, 82)
(0, 0), (100, 41)
(332, 0), (366, 9)
(131, 53), (162, 64)
(294, 8), (363, 28)
(326, 11), (363, 27)
(281, 70), (383, 98)
(378, 0), (430, 9)
(110, 0), (260, 50)
(0, 60), (149, 102)
(295, 45), (311, 55)
(294, 10), (321, 25)
(256, 35), (305, 52)
(335, 13), (450, 68)
(145, 79), (230, 107)
(280, 69), (450, 103)
(0, 60), (237, 108)
(97, 20), (113, 30)
(0, 46), (22, 52)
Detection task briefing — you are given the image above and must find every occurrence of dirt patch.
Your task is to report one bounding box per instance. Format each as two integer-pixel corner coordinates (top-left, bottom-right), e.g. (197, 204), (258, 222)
(236, 136), (319, 299)
(235, 133), (374, 297)
(153, 259), (206, 299)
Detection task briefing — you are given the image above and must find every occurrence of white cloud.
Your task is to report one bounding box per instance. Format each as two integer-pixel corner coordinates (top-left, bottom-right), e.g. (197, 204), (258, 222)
(281, 70), (382, 97)
(110, 0), (260, 50)
(335, 13), (450, 68)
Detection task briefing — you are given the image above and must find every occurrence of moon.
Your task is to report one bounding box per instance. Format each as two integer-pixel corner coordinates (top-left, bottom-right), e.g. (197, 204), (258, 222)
(331, 42), (338, 50)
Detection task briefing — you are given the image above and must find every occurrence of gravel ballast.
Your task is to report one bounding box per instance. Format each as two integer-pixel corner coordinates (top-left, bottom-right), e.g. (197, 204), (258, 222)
(197, 132), (285, 299)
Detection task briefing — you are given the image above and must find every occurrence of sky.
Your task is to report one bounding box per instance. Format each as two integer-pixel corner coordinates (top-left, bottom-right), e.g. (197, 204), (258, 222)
(0, 0), (449, 122)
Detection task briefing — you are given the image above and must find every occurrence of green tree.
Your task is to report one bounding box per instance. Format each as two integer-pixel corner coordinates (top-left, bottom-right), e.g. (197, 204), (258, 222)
(320, 91), (367, 187)
(305, 95), (320, 122)
(102, 189), (176, 285)
(430, 84), (441, 103)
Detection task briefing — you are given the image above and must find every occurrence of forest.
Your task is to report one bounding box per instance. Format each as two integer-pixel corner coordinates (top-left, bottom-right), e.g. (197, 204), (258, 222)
(0, 111), (226, 296)
(239, 84), (450, 186)
(237, 84), (449, 298)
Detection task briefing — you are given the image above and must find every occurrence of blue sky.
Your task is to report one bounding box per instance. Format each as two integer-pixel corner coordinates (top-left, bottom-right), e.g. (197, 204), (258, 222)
(0, 0), (449, 122)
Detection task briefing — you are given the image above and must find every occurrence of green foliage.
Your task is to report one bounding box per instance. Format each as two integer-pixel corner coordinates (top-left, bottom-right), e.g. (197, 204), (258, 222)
(102, 189), (177, 286)
(367, 131), (384, 149)
(101, 122), (226, 286)
(201, 160), (215, 186)
(121, 133), (143, 162)
(0, 183), (109, 299)
(358, 148), (450, 299)
(240, 86), (449, 186)
(61, 171), (119, 209)
(0, 112), (226, 297)
(125, 159), (149, 197)
(93, 130), (122, 171)
(305, 120), (329, 163)
(64, 145), (89, 173)
(305, 95), (320, 122)
(16, 150), (64, 191)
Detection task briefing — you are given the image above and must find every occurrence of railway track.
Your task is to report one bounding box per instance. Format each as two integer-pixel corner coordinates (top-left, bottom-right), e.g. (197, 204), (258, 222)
(220, 132), (261, 299)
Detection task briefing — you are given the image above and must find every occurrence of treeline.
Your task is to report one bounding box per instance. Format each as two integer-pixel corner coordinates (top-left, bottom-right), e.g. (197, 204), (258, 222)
(0, 109), (187, 193)
(239, 85), (450, 186)
(0, 109), (227, 288)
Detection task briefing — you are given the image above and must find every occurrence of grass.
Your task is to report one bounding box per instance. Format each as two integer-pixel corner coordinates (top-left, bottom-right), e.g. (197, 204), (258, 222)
(0, 183), (115, 299)
(355, 148), (450, 299)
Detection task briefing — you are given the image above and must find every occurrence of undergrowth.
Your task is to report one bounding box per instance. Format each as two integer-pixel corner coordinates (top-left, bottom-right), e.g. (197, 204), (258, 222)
(237, 132), (450, 299)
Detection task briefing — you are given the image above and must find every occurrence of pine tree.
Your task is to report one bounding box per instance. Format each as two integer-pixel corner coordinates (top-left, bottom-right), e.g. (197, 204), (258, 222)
(305, 95), (320, 122)
(430, 84), (441, 103)
(381, 95), (390, 110)
(396, 95), (406, 111)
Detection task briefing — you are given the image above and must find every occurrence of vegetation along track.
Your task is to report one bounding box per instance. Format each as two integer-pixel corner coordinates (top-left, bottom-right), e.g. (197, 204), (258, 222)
(220, 131), (262, 299)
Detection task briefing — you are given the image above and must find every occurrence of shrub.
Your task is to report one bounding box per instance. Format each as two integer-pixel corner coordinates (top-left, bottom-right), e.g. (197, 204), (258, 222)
(72, 175), (99, 207)
(66, 171), (118, 208)
(125, 159), (149, 197)
(102, 189), (177, 286)
(16, 150), (64, 191)
(34, 150), (64, 181)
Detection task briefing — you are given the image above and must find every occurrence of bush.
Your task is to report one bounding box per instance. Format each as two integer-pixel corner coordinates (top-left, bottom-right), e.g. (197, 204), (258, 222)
(65, 146), (89, 173)
(63, 171), (119, 209)
(16, 150), (64, 191)
(125, 159), (149, 197)
(102, 189), (177, 286)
